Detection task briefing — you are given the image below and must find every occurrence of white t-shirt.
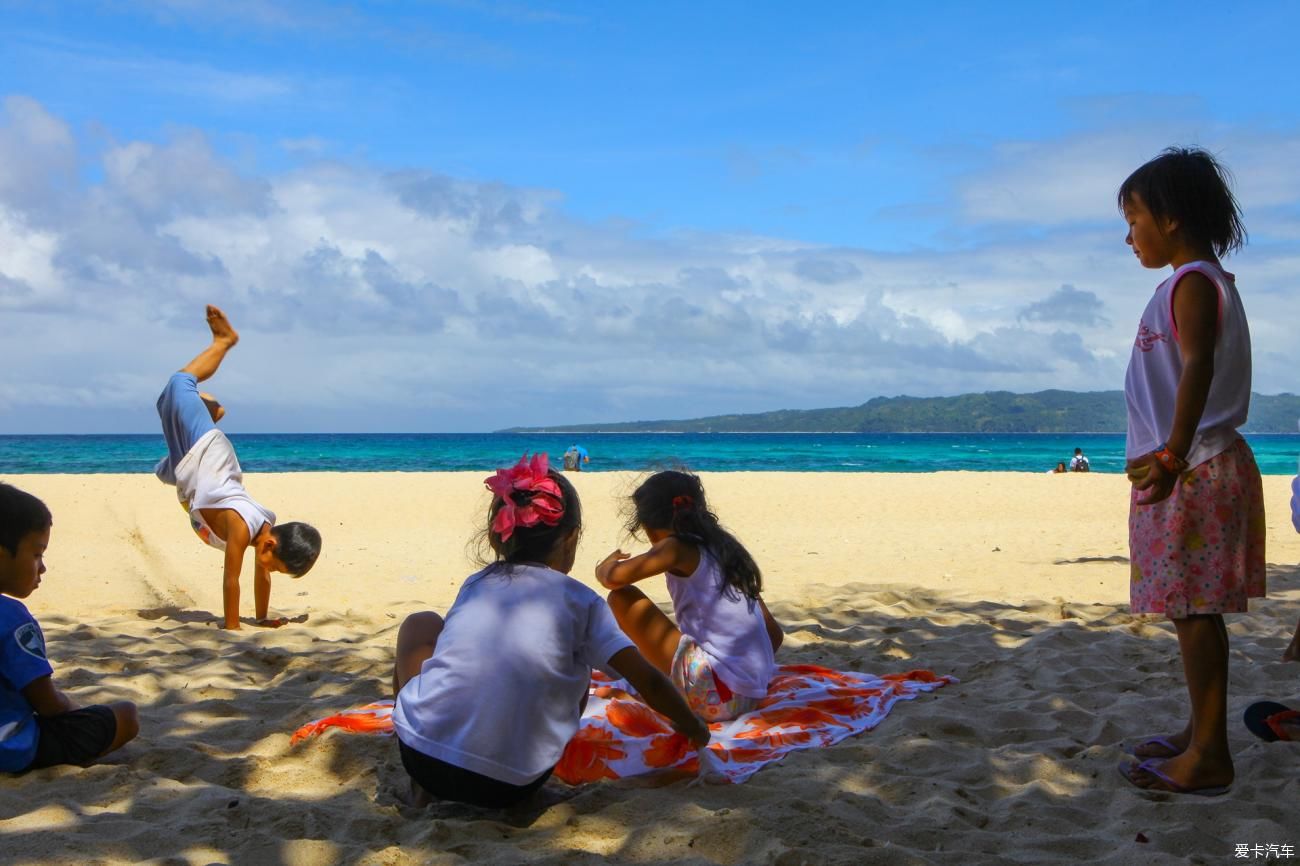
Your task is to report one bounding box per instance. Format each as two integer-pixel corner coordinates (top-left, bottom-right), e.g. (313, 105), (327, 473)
(172, 429), (275, 550)
(665, 548), (775, 698)
(1124, 261), (1252, 467)
(392, 564), (634, 786)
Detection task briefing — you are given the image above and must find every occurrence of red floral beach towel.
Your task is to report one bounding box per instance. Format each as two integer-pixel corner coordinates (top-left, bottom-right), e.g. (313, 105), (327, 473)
(292, 664), (954, 784)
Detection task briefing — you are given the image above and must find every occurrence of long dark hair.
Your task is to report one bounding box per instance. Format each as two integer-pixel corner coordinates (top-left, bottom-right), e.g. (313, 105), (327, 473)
(476, 468), (582, 570)
(1117, 146), (1247, 258)
(626, 470), (761, 601)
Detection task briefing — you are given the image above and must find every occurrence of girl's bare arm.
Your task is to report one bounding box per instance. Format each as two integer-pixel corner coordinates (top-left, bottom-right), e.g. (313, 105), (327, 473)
(596, 537), (698, 589)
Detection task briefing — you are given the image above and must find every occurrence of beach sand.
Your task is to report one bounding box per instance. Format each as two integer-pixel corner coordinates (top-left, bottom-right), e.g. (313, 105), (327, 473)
(2, 471), (1298, 865)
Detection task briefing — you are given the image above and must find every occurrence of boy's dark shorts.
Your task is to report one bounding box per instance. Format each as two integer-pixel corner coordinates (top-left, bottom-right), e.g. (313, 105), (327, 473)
(25, 705), (117, 771)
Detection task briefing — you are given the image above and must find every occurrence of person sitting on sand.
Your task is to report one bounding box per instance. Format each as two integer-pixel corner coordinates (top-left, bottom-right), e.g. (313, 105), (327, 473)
(1, 482), (139, 773)
(154, 305), (321, 631)
(1050, 462), (1068, 474)
(597, 470), (782, 723)
(391, 454), (708, 809)
(1240, 466), (1300, 744)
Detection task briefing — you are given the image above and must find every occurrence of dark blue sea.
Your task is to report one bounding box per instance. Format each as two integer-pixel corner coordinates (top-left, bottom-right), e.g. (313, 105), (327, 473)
(1, 433), (1298, 475)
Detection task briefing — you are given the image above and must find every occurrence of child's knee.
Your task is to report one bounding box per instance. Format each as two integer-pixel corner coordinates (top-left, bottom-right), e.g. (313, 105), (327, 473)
(112, 702), (140, 743)
(398, 611), (444, 646)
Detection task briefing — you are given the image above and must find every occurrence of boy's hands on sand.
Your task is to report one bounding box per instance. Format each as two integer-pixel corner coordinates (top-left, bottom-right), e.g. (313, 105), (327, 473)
(595, 550), (629, 588)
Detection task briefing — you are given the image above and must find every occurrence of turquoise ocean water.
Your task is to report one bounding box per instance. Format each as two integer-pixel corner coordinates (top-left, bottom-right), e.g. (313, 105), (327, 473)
(1, 433), (1298, 475)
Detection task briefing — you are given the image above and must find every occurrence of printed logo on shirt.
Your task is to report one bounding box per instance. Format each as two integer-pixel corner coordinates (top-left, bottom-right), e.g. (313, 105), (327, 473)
(1135, 322), (1169, 352)
(191, 516), (213, 547)
(14, 622), (46, 660)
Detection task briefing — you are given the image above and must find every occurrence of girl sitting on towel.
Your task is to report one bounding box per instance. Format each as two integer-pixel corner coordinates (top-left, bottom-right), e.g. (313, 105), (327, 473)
(391, 454), (708, 810)
(597, 470), (783, 723)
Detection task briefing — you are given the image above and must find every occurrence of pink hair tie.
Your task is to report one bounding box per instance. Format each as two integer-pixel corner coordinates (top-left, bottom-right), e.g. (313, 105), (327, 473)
(672, 495), (694, 511)
(484, 453), (565, 542)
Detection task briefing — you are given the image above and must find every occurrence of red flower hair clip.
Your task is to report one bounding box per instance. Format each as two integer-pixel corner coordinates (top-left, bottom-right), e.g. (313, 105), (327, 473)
(484, 453), (564, 542)
(672, 495), (694, 511)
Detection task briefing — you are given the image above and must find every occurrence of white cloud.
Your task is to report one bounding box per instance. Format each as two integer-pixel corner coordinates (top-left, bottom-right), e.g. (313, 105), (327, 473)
(1, 97), (1298, 431)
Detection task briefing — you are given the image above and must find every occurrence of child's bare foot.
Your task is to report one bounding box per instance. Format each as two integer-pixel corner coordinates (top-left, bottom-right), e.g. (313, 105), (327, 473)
(1121, 748), (1233, 794)
(206, 305), (239, 347)
(395, 779), (433, 808)
(199, 392), (225, 423)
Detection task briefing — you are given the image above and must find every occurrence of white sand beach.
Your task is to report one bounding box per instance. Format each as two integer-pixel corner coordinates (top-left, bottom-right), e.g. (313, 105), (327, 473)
(2, 470), (1298, 865)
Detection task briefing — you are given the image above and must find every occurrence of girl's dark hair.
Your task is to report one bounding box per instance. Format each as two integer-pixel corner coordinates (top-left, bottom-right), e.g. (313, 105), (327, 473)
(0, 482), (52, 555)
(1117, 146), (1247, 258)
(480, 470), (581, 569)
(627, 470), (762, 601)
(270, 522), (321, 577)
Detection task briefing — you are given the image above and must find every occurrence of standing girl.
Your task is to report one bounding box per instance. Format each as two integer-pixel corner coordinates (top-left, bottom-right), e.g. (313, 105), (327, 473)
(391, 455), (708, 809)
(1117, 147), (1265, 795)
(597, 470), (782, 723)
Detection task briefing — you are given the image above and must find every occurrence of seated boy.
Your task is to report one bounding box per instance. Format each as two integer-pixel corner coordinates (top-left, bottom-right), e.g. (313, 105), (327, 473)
(1, 482), (139, 773)
(155, 305), (321, 630)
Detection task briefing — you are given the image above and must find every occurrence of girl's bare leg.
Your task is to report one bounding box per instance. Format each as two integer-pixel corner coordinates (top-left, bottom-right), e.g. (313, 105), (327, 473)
(1133, 615), (1229, 758)
(392, 611), (444, 698)
(607, 585), (682, 675)
(391, 611), (445, 809)
(1131, 614), (1234, 790)
(180, 305), (240, 383)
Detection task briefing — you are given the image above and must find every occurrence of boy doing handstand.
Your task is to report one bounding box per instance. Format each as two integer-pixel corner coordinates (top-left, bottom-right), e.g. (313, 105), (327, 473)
(155, 305), (321, 630)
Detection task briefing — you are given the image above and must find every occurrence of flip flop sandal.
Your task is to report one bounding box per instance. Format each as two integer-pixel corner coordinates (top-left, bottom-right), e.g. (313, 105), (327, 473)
(1243, 701), (1300, 742)
(1126, 736), (1182, 758)
(1117, 759), (1231, 797)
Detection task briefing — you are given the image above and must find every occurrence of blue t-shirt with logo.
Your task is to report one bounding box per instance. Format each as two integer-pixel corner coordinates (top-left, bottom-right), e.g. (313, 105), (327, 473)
(0, 596), (53, 772)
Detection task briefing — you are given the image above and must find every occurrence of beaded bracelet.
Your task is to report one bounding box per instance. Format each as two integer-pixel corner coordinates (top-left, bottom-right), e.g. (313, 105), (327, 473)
(1153, 444), (1189, 474)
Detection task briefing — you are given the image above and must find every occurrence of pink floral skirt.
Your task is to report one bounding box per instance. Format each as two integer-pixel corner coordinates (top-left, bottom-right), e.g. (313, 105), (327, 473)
(1129, 438), (1266, 617)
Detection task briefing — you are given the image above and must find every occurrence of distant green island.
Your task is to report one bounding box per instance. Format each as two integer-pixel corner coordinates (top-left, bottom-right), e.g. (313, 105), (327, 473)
(502, 390), (1300, 434)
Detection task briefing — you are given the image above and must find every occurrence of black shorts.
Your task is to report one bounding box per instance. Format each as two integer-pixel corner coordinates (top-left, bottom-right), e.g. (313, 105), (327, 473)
(26, 705), (117, 771)
(397, 739), (552, 809)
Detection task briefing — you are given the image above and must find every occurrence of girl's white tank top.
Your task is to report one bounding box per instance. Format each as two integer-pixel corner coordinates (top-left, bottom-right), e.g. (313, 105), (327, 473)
(1124, 260), (1251, 467)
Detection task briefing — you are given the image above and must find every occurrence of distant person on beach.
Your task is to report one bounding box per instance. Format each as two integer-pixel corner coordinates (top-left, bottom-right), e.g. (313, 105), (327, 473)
(1114, 148), (1264, 796)
(597, 470), (782, 722)
(563, 444), (590, 472)
(1050, 462), (1068, 474)
(1069, 448), (1090, 472)
(154, 305), (320, 631)
(1, 482), (139, 773)
(391, 454), (708, 808)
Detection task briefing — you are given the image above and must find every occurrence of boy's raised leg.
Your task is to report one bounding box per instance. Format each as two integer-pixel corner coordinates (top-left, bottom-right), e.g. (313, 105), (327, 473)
(180, 305), (240, 383)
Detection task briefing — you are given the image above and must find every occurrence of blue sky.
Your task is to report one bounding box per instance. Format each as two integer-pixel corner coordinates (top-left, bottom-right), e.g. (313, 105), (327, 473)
(2, 1), (1299, 432)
